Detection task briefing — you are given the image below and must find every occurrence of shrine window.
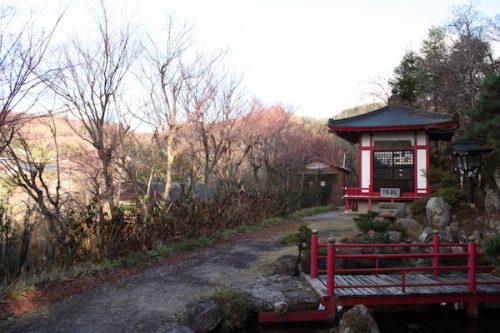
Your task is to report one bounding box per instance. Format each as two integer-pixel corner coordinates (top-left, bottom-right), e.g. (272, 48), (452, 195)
(373, 150), (414, 193)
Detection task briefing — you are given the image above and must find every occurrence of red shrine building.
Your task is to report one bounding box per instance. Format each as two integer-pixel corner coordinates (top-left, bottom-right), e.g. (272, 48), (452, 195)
(328, 92), (457, 212)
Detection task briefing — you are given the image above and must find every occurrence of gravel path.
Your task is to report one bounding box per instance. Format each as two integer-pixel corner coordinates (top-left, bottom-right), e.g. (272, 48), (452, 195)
(1, 209), (355, 333)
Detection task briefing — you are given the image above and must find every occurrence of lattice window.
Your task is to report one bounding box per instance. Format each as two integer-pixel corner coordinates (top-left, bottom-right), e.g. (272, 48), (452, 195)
(373, 150), (414, 193)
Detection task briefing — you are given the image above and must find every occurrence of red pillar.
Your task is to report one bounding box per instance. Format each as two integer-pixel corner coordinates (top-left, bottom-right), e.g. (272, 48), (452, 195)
(432, 230), (440, 276)
(468, 242), (477, 293)
(310, 230), (318, 278)
(326, 237), (336, 297)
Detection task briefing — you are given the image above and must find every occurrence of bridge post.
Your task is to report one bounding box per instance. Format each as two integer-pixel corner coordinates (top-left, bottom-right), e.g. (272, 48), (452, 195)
(432, 230), (440, 276)
(326, 237), (336, 297)
(467, 242), (476, 293)
(310, 230), (318, 278)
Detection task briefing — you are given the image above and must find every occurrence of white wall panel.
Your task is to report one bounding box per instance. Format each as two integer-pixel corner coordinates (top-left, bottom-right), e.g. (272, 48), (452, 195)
(361, 150), (371, 190)
(417, 149), (427, 189)
(361, 133), (371, 147)
(373, 132), (414, 145)
(417, 131), (426, 146)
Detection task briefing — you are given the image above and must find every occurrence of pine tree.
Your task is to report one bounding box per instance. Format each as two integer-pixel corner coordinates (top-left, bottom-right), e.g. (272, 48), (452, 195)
(419, 26), (449, 112)
(468, 73), (500, 184)
(389, 50), (422, 107)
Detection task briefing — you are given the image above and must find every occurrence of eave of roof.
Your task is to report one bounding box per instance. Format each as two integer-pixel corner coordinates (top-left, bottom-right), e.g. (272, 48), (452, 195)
(327, 104), (457, 144)
(328, 105), (456, 128)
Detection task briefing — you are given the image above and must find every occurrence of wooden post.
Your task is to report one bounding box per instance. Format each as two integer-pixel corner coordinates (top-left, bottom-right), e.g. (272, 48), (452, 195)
(432, 230), (440, 276)
(326, 237), (336, 297)
(466, 301), (479, 319)
(310, 230), (318, 278)
(468, 242), (476, 293)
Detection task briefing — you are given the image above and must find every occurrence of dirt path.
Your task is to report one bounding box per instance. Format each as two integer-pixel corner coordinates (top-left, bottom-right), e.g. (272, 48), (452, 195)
(1, 209), (355, 333)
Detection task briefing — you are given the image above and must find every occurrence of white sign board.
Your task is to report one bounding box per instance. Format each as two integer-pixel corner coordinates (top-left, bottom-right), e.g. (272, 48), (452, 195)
(380, 188), (400, 198)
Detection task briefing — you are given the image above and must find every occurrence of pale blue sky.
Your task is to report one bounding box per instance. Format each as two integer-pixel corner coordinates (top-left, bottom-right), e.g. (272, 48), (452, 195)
(11, 0), (500, 119)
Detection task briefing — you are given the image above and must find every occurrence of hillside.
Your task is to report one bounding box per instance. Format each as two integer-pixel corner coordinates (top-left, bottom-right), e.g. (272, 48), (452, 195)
(332, 102), (385, 120)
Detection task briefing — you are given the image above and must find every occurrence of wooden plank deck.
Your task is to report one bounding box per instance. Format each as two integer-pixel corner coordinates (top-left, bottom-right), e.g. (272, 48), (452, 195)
(304, 273), (500, 298)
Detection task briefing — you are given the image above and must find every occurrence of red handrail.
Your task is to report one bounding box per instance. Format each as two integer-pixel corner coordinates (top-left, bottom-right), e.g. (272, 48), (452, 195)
(309, 232), (498, 297)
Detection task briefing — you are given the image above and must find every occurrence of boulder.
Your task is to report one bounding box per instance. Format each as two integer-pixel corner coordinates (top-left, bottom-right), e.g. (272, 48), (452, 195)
(163, 326), (195, 333)
(378, 202), (406, 219)
(272, 255), (297, 275)
(273, 301), (288, 315)
(494, 168), (500, 191)
(419, 227), (434, 243)
(397, 217), (418, 226)
(426, 197), (452, 227)
(184, 300), (223, 333)
(485, 188), (500, 217)
(468, 230), (481, 243)
(489, 218), (500, 231)
(447, 223), (460, 242)
(458, 230), (468, 243)
(387, 231), (402, 243)
(439, 231), (453, 243)
(242, 274), (317, 312)
(339, 304), (380, 333)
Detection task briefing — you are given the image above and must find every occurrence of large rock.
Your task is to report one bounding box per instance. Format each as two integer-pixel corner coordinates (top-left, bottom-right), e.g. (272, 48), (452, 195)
(243, 274), (317, 312)
(426, 197), (452, 227)
(485, 188), (500, 217)
(494, 168), (500, 191)
(387, 230), (402, 243)
(339, 304), (380, 333)
(419, 227), (434, 243)
(447, 223), (460, 242)
(184, 300), (223, 333)
(272, 255), (297, 275)
(489, 218), (500, 231)
(439, 230), (453, 243)
(273, 301), (288, 315)
(378, 202), (406, 219)
(163, 326), (195, 333)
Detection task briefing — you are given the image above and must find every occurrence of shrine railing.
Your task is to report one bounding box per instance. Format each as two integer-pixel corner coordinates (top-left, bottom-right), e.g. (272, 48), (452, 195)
(309, 230), (498, 297)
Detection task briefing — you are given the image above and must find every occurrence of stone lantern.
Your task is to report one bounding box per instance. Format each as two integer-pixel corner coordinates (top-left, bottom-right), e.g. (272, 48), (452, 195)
(451, 139), (492, 207)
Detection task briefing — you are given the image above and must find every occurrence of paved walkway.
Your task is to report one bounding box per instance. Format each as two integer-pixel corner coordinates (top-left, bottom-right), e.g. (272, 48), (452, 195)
(1, 209), (355, 333)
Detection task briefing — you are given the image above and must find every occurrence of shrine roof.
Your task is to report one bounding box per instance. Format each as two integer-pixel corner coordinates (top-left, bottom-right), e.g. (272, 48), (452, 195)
(328, 95), (457, 144)
(328, 105), (456, 129)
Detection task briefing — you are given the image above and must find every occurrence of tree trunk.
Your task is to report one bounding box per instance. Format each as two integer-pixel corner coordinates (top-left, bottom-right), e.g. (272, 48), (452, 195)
(100, 153), (115, 211)
(163, 134), (176, 201)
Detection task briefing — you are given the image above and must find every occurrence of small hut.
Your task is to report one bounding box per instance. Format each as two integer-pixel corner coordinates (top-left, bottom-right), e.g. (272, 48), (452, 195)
(328, 91), (457, 212)
(296, 160), (350, 206)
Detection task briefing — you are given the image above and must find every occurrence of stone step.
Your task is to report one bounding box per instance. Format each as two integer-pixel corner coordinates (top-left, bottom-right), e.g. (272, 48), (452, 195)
(378, 202), (406, 219)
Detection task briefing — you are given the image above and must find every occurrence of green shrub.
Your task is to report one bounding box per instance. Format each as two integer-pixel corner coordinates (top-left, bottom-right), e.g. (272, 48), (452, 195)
(281, 224), (313, 275)
(410, 196), (429, 223)
(483, 234), (500, 268)
(354, 212), (390, 233)
(427, 161), (464, 207)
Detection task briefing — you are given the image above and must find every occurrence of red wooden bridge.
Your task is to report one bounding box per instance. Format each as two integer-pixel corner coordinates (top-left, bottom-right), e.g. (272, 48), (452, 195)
(259, 230), (500, 323)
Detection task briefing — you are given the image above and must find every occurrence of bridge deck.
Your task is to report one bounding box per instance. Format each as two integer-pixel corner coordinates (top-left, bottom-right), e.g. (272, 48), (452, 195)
(305, 273), (500, 298)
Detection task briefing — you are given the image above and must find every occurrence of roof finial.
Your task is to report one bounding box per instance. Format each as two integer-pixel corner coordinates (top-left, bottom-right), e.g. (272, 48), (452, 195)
(388, 88), (401, 106)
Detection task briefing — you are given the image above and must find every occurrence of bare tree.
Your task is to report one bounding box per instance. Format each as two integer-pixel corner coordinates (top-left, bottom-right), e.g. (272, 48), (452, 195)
(186, 70), (245, 198)
(0, 112), (67, 260)
(48, 1), (138, 211)
(0, 5), (62, 152)
(141, 17), (196, 201)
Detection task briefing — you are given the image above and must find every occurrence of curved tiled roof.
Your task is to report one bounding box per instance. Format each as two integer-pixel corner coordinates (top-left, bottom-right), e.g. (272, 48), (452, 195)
(328, 105), (455, 128)
(327, 104), (457, 144)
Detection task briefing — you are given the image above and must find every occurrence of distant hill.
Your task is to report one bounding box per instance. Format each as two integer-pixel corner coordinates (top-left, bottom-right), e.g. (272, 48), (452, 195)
(332, 102), (385, 120)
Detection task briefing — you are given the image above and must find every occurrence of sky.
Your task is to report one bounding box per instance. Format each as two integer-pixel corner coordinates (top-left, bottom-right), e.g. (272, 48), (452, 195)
(10, 0), (500, 119)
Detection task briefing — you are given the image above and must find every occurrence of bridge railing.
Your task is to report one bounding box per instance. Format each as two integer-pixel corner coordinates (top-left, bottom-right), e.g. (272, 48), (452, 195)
(309, 230), (498, 297)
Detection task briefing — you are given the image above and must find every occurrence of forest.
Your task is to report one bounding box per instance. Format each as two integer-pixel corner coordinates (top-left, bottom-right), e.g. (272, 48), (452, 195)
(0, 1), (499, 294)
